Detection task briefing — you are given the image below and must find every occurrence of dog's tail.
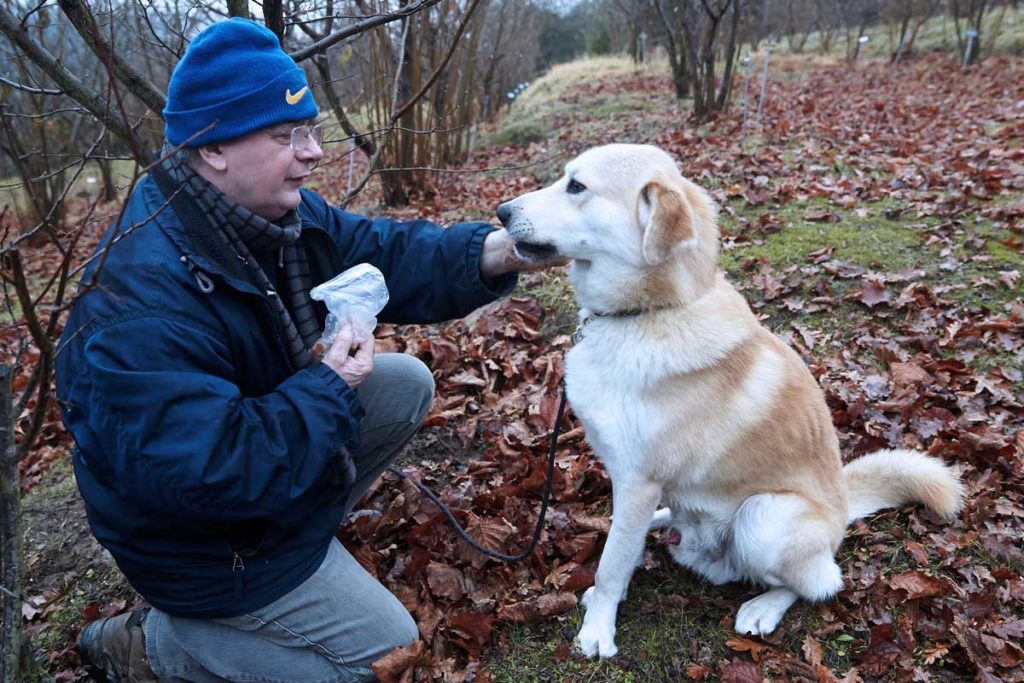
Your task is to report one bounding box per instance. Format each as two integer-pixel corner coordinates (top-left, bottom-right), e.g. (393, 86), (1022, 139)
(843, 449), (964, 524)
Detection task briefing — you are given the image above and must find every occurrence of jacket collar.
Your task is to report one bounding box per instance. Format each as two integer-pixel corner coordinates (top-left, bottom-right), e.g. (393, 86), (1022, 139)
(142, 172), (330, 297)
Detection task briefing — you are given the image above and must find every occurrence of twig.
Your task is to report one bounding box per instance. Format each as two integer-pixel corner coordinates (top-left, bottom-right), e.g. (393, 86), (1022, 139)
(337, 14), (411, 207)
(391, 0), (484, 122)
(1, 130), (107, 254)
(364, 154), (573, 176)
(0, 6), (145, 164)
(0, 76), (61, 96)
(288, 0), (446, 62)
(57, 0), (166, 114)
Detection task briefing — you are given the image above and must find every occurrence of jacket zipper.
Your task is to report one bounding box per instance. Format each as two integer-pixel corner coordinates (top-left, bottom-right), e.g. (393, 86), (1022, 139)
(232, 552), (245, 600)
(180, 256), (215, 293)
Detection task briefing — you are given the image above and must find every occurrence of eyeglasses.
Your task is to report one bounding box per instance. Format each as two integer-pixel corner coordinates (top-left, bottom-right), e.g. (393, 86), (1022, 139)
(267, 123), (324, 152)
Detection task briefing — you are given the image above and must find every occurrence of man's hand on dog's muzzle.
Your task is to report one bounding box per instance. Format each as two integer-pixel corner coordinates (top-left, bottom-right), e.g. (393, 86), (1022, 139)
(480, 228), (568, 277)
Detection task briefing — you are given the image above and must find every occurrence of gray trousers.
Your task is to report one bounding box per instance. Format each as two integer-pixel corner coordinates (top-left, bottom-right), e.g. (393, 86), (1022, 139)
(144, 354), (433, 683)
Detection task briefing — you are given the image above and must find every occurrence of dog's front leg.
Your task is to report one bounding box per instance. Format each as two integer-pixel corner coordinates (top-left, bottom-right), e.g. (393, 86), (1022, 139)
(577, 477), (662, 658)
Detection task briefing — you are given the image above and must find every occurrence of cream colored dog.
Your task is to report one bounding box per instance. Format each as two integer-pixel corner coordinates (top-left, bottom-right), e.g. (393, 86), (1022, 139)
(496, 144), (964, 658)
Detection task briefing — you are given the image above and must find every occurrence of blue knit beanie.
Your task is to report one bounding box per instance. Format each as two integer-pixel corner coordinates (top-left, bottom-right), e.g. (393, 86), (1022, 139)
(163, 18), (318, 147)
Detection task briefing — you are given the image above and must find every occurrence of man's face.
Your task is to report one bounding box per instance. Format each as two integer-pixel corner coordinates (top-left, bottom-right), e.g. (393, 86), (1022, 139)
(201, 120), (324, 221)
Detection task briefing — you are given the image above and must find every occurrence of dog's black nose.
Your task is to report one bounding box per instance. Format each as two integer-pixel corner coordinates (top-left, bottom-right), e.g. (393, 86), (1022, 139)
(496, 202), (512, 226)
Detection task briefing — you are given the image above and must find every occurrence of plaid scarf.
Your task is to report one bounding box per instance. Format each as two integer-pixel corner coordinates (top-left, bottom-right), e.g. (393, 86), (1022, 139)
(162, 149), (320, 369)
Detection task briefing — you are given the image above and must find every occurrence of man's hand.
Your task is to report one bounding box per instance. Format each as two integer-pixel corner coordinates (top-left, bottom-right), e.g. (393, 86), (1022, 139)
(322, 325), (374, 388)
(479, 228), (568, 277)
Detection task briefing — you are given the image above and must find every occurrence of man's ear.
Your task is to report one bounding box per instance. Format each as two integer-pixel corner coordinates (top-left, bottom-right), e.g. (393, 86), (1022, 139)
(639, 179), (694, 265)
(196, 144), (228, 172)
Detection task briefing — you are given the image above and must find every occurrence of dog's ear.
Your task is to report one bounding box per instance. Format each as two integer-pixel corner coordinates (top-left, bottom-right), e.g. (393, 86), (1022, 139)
(639, 180), (694, 265)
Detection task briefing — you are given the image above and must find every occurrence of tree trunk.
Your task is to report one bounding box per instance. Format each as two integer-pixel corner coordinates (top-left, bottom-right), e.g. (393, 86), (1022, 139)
(381, 7), (419, 207)
(263, 0), (285, 44)
(891, 14), (910, 62)
(715, 0), (742, 112)
(226, 0), (249, 18)
(655, 0), (690, 99)
(0, 365), (30, 682)
(97, 157), (117, 202)
(964, 6), (984, 66)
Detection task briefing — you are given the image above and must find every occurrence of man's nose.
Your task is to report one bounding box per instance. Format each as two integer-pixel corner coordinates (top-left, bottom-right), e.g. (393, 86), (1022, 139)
(300, 136), (324, 162)
(496, 202), (512, 226)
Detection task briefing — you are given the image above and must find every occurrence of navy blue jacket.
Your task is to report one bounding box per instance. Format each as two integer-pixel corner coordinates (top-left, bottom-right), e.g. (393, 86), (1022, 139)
(55, 174), (514, 618)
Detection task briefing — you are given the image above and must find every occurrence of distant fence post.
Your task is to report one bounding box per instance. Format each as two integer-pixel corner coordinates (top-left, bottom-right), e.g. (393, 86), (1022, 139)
(855, 34), (869, 61)
(345, 137), (356, 197)
(741, 51), (751, 137)
(755, 38), (776, 126)
(963, 28), (979, 67)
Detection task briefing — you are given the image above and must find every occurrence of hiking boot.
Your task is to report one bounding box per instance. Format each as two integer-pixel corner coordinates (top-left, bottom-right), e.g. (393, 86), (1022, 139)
(78, 608), (159, 682)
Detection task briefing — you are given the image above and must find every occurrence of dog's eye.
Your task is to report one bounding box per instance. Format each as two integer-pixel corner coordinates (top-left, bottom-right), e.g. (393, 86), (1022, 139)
(567, 178), (586, 195)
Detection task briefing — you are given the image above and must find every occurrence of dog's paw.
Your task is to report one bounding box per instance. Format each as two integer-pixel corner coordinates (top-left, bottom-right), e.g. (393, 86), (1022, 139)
(581, 586), (595, 608)
(734, 590), (797, 636)
(575, 622), (618, 658)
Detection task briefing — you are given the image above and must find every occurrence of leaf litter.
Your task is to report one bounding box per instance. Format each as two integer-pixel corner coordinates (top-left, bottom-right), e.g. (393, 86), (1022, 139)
(10, 52), (1023, 681)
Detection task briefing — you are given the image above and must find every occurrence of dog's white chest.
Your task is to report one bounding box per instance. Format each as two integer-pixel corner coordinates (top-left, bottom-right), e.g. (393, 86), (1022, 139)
(564, 336), (664, 476)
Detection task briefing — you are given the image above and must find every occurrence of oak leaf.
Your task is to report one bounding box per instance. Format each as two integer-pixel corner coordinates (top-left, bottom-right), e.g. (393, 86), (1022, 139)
(370, 640), (425, 683)
(426, 562), (465, 602)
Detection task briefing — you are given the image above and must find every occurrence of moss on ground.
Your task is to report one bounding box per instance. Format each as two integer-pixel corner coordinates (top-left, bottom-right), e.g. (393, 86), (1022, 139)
(721, 199), (927, 273)
(488, 555), (739, 682)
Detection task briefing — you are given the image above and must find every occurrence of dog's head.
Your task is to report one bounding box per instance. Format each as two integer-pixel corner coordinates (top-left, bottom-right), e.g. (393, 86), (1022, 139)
(496, 144), (719, 311)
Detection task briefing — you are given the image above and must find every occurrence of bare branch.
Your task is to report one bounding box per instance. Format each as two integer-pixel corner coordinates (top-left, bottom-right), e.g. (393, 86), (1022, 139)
(56, 0), (167, 115)
(1, 250), (54, 459)
(287, 0), (446, 63)
(0, 76), (61, 96)
(313, 54), (377, 157)
(0, 5), (146, 165)
(338, 14), (412, 207)
(392, 0), (484, 122)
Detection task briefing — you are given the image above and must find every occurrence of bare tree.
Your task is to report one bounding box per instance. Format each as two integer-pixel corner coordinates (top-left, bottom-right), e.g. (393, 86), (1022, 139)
(811, 0), (841, 53)
(607, 0), (648, 63)
(656, 0), (747, 119)
(948, 0), (1001, 65)
(836, 0), (881, 61)
(885, 0), (940, 62)
(780, 0), (817, 52)
(0, 1), (501, 676)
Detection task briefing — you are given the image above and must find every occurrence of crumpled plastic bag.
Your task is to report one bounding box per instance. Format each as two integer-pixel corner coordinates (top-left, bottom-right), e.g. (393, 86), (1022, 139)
(310, 264), (389, 347)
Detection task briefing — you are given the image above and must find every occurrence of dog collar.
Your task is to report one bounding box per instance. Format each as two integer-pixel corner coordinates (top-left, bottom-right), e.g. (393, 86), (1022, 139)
(571, 307), (649, 345)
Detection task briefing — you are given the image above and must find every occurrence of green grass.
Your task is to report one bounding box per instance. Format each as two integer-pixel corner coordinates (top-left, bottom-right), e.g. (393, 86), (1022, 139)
(519, 270), (579, 337)
(486, 57), (669, 151)
(488, 558), (738, 682)
(720, 199), (927, 272)
(712, 194), (1024, 368)
(777, 5), (1023, 61)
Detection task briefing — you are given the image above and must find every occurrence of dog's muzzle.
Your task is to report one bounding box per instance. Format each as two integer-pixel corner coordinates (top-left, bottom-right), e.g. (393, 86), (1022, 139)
(495, 201), (560, 262)
(667, 527), (681, 546)
(512, 241), (560, 261)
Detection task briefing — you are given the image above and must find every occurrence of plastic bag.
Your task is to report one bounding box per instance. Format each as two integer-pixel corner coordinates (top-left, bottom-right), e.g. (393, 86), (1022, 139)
(310, 263), (389, 346)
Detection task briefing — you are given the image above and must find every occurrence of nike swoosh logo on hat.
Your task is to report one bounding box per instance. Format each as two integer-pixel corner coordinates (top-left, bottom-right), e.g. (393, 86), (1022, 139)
(285, 86), (308, 105)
